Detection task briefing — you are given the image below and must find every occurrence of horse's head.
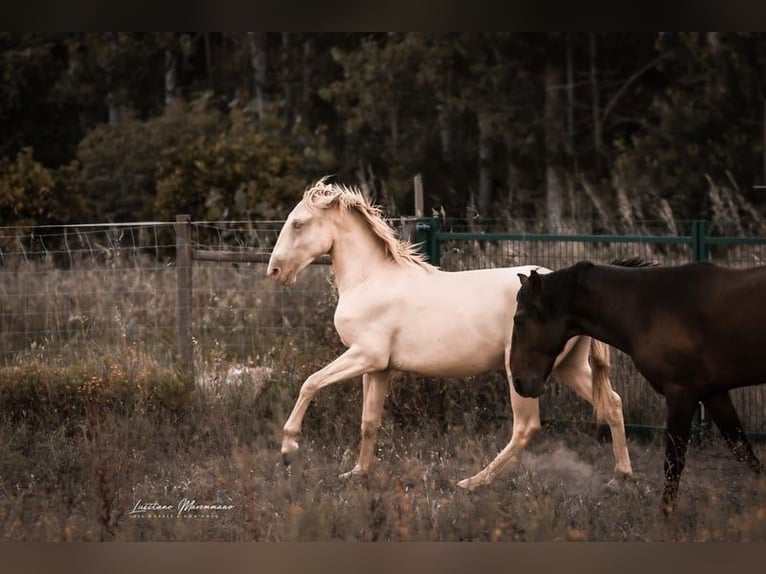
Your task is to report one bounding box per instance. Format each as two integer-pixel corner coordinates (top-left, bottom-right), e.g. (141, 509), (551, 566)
(267, 199), (335, 285)
(510, 269), (568, 398)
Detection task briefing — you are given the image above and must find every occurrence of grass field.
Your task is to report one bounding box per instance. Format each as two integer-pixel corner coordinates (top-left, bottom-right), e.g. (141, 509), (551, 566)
(0, 229), (764, 542)
(0, 355), (763, 542)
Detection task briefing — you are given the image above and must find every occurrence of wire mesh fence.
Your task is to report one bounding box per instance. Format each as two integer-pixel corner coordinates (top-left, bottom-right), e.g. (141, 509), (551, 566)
(0, 223), (179, 366)
(434, 219), (766, 435)
(0, 217), (763, 435)
(186, 220), (337, 362)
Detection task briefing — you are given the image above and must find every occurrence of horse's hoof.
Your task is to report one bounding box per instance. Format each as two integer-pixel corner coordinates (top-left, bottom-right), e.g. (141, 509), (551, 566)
(660, 496), (675, 516)
(605, 472), (635, 492)
(338, 466), (365, 480)
(281, 435), (299, 461)
(338, 467), (364, 480)
(282, 450), (297, 467)
(456, 477), (481, 491)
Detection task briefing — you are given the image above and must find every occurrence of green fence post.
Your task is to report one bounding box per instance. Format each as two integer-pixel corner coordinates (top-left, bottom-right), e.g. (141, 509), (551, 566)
(691, 220), (711, 441)
(429, 216), (441, 266)
(415, 217), (441, 265)
(692, 220), (710, 262)
(415, 218), (432, 262)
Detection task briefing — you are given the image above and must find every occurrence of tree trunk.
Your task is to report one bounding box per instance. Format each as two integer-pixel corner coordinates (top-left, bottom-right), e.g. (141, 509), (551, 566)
(589, 33), (603, 170)
(565, 33), (575, 162)
(105, 33), (125, 124)
(203, 32), (213, 90)
(164, 48), (178, 106)
(507, 161), (522, 214)
(390, 108), (399, 156)
(438, 103), (452, 160)
(438, 65), (454, 160)
(544, 63), (564, 231)
(106, 92), (122, 124)
(477, 110), (493, 216)
(281, 33), (294, 127)
(302, 36), (314, 110)
(248, 32), (268, 121)
(65, 36), (89, 132)
(763, 98), (766, 185)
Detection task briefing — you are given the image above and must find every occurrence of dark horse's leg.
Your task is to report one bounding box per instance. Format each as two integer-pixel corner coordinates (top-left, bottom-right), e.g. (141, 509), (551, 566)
(702, 390), (762, 473)
(662, 390), (698, 515)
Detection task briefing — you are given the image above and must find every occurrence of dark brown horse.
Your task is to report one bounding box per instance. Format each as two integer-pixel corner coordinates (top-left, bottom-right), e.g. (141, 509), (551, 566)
(510, 259), (765, 514)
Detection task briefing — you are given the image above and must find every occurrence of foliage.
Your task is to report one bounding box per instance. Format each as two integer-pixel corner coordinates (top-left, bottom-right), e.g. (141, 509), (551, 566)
(76, 97), (222, 221)
(614, 33), (766, 219)
(0, 147), (81, 226)
(1, 32), (766, 227)
(154, 110), (314, 222)
(0, 352), (193, 430)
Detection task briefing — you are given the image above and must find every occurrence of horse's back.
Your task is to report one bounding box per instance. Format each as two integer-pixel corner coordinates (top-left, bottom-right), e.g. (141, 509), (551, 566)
(361, 264), (550, 378)
(617, 263), (766, 388)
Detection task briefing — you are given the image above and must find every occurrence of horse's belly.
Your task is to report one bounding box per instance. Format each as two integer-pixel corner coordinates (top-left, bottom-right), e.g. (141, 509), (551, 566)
(389, 338), (505, 378)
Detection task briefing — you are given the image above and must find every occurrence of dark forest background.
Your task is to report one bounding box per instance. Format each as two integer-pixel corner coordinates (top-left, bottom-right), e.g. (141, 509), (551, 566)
(1, 32), (764, 231)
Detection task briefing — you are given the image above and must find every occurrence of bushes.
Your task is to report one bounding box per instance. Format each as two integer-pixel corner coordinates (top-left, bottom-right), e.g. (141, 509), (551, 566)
(76, 101), (221, 221)
(0, 147), (81, 226)
(0, 353), (193, 429)
(153, 111), (309, 222)
(75, 98), (331, 224)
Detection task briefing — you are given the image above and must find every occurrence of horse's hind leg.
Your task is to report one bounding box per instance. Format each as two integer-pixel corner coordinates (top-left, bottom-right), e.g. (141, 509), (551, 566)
(554, 339), (633, 480)
(702, 390), (761, 474)
(457, 365), (541, 491)
(339, 370), (391, 480)
(662, 390), (698, 515)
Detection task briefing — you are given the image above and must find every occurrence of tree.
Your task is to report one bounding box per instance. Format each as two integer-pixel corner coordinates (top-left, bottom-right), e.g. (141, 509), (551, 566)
(0, 147), (81, 226)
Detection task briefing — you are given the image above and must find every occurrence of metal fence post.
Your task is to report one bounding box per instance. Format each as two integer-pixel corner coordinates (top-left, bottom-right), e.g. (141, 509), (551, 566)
(415, 218), (436, 264)
(691, 220), (711, 440)
(175, 214), (194, 380)
(428, 216), (441, 266)
(692, 220), (710, 262)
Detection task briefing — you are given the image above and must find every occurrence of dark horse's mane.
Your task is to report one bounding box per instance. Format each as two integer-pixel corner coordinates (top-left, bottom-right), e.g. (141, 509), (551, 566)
(519, 257), (656, 312)
(609, 257), (656, 268)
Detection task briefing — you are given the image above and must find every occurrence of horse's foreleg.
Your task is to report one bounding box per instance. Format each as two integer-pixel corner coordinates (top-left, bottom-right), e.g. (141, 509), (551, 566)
(457, 383), (541, 491)
(282, 346), (382, 463)
(702, 391), (762, 474)
(661, 391), (698, 515)
(339, 370), (391, 480)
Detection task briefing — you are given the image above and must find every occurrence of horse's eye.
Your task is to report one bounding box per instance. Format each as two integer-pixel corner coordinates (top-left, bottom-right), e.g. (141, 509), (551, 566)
(292, 220), (304, 230)
(515, 316), (525, 327)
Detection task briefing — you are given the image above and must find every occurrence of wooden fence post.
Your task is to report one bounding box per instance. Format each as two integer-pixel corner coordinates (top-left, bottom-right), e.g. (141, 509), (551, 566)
(175, 214), (194, 380)
(414, 174), (424, 217)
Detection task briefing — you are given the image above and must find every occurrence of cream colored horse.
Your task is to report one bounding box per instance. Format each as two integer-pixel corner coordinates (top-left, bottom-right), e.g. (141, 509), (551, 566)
(267, 179), (633, 489)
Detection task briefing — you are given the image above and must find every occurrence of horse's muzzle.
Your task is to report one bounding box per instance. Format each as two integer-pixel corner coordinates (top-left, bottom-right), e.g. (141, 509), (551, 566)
(266, 256), (286, 283)
(266, 262), (297, 286)
(513, 376), (545, 399)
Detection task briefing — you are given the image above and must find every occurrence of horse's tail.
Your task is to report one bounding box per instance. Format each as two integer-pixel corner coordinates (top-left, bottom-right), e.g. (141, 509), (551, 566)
(589, 338), (612, 423)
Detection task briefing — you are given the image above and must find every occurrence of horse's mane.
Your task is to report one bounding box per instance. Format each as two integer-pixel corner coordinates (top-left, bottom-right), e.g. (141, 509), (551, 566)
(302, 177), (436, 270)
(609, 257), (656, 268)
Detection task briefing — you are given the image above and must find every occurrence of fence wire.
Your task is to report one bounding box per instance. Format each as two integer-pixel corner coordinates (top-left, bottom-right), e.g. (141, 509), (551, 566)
(436, 219), (766, 435)
(0, 219), (763, 435)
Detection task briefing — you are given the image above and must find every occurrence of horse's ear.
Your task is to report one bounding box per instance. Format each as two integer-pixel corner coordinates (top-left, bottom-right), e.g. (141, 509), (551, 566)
(519, 270), (543, 301)
(528, 269), (544, 297)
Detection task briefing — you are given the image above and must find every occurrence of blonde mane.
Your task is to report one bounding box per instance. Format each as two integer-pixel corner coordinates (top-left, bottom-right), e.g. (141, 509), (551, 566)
(302, 178), (436, 270)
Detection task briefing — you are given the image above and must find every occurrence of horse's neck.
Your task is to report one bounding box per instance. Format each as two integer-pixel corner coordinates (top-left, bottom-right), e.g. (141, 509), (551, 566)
(568, 267), (637, 354)
(330, 211), (389, 292)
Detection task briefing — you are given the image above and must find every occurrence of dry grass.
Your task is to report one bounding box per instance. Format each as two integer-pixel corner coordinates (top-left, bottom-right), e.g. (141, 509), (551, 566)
(0, 224), (764, 541)
(0, 345), (764, 542)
